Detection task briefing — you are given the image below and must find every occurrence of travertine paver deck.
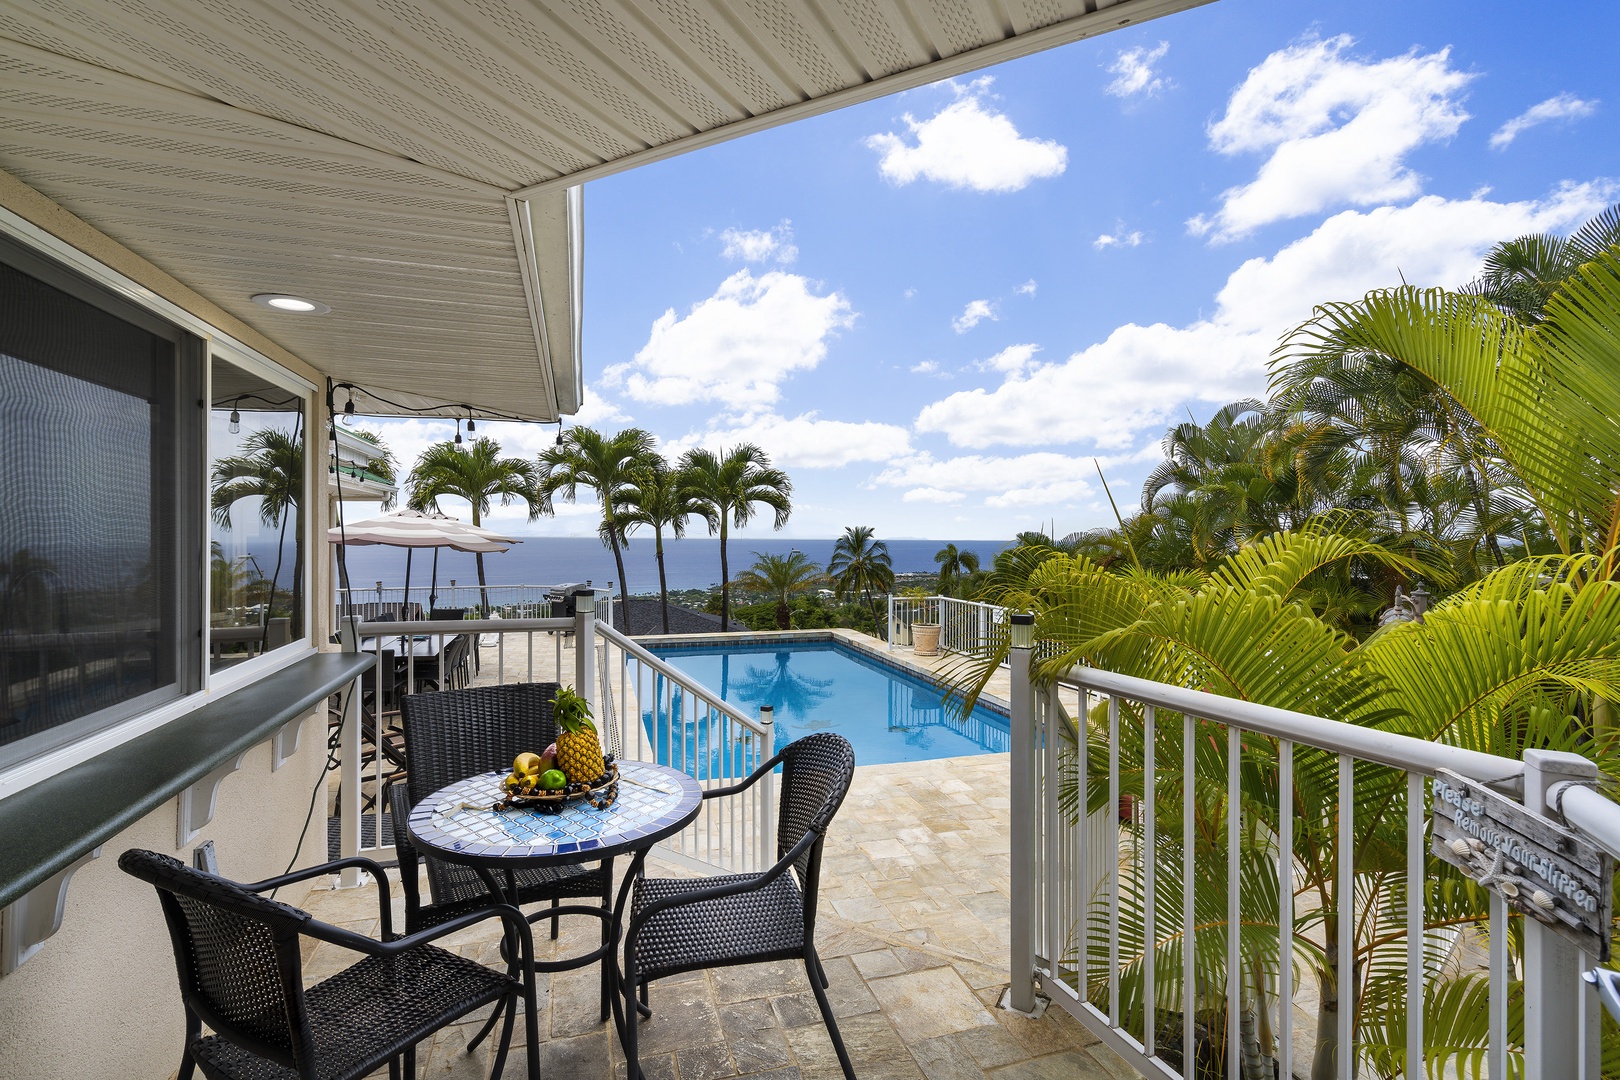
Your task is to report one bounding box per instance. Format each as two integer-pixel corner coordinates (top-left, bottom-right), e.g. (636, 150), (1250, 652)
(301, 753), (1138, 1079)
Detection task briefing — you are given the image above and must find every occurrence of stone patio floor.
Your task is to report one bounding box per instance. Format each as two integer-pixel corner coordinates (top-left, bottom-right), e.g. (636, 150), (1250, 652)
(302, 753), (1138, 1080)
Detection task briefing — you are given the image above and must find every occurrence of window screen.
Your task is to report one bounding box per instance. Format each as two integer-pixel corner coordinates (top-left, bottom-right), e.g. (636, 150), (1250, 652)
(0, 245), (201, 764)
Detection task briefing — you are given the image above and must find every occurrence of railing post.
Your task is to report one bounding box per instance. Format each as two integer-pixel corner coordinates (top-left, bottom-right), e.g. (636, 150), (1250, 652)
(759, 705), (776, 869)
(333, 616), (364, 887)
(1008, 612), (1038, 1013)
(574, 588), (596, 713)
(887, 594), (894, 650)
(337, 670), (364, 889)
(1522, 748), (1601, 1077)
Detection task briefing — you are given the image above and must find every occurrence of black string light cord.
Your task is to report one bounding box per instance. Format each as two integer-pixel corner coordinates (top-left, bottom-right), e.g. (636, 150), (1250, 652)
(273, 379), (362, 892)
(330, 381), (554, 426)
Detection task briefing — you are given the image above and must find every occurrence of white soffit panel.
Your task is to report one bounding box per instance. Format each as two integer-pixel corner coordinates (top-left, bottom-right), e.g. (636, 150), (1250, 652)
(0, 0), (1209, 420)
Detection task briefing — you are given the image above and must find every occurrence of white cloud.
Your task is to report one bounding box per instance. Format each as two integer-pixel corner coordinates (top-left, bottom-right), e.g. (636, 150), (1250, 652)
(865, 77), (1067, 193)
(662, 411), (911, 470)
(1015, 279), (1038, 296)
(874, 452), (1096, 509)
(979, 344), (1039, 374)
(1187, 35), (1474, 242)
(1490, 93), (1598, 149)
(1106, 42), (1171, 98)
(604, 270), (854, 409)
(909, 360), (949, 378)
(1094, 226), (1144, 250)
(901, 487), (966, 504)
(916, 183), (1610, 452)
(952, 299), (997, 333)
(719, 220), (798, 263)
(903, 287), (918, 300)
(568, 387), (630, 429)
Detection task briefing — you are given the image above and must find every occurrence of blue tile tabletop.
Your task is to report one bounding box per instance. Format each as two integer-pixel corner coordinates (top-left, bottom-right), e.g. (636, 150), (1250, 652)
(407, 760), (703, 864)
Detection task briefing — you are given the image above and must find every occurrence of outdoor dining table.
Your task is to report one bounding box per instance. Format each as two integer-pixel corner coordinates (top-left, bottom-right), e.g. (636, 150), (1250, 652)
(406, 760), (703, 1057)
(359, 633), (446, 658)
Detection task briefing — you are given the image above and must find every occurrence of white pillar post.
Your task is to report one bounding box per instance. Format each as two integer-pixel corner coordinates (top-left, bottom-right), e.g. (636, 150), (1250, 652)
(1007, 612), (1038, 1013)
(1522, 747), (1601, 1077)
(759, 705), (776, 868)
(574, 588), (596, 714)
(338, 666), (364, 888)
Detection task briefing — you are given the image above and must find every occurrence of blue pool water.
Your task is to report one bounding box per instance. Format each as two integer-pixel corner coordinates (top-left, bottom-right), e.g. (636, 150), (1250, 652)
(641, 639), (1009, 767)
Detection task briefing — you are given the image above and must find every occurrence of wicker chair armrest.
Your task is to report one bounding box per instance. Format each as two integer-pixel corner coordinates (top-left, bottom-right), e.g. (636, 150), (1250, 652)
(302, 902), (534, 966)
(627, 826), (819, 938)
(241, 856), (396, 938)
(388, 786), (419, 864)
(698, 747), (787, 802)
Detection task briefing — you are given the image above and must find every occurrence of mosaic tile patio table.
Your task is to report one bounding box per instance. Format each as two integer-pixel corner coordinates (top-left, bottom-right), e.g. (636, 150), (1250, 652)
(407, 761), (702, 868)
(407, 759), (704, 1029)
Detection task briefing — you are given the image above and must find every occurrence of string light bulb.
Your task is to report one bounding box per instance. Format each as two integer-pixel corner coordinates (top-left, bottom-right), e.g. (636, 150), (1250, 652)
(466, 410), (475, 434)
(228, 401), (241, 434)
(454, 418), (462, 445)
(342, 391), (356, 425)
(555, 420), (564, 446)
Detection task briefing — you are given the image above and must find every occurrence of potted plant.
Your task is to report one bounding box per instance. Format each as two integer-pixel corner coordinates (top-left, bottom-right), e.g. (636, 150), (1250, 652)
(905, 590), (941, 656)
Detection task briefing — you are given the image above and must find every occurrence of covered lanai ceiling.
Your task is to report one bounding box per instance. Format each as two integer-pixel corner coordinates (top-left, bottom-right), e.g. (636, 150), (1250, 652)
(0, 0), (1208, 421)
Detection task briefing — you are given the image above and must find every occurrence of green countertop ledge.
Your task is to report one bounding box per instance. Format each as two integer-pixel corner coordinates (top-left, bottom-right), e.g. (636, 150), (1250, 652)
(0, 650), (374, 910)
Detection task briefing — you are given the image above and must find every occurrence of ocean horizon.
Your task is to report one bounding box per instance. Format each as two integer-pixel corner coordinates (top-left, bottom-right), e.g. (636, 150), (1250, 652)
(321, 535), (1012, 595)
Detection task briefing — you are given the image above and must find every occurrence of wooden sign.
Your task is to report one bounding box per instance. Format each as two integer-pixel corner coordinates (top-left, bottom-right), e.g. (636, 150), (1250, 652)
(1431, 769), (1613, 960)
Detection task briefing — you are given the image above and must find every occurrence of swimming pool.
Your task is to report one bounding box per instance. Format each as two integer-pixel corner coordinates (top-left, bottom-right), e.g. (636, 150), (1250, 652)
(640, 638), (1009, 766)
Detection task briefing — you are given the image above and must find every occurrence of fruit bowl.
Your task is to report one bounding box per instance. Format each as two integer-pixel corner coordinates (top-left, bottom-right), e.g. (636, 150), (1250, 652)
(499, 761), (618, 812)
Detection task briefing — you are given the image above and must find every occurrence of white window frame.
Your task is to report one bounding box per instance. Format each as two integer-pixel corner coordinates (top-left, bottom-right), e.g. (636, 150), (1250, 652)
(0, 206), (319, 801)
(205, 340), (317, 694)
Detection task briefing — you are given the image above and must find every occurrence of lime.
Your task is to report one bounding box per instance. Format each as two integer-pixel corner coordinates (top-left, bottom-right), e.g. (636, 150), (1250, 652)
(540, 769), (567, 791)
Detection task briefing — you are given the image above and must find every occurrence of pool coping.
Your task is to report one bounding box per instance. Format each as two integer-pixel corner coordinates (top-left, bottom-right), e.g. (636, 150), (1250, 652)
(628, 627), (1012, 719)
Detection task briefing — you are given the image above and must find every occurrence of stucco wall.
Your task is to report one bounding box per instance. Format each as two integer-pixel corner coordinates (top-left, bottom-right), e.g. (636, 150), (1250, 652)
(0, 708), (329, 1080)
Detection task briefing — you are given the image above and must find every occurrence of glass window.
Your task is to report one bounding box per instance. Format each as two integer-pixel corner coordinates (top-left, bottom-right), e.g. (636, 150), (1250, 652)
(209, 358), (307, 671)
(0, 240), (202, 766)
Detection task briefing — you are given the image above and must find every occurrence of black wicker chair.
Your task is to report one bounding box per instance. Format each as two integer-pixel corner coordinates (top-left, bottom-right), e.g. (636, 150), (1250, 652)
(390, 682), (615, 1014)
(619, 732), (858, 1080)
(119, 848), (539, 1080)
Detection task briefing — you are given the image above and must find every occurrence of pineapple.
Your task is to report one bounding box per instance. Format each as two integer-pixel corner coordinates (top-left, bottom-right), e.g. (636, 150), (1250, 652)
(553, 686), (605, 783)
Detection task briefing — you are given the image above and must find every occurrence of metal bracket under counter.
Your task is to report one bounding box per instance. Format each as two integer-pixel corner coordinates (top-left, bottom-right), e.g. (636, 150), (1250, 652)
(0, 847), (101, 975)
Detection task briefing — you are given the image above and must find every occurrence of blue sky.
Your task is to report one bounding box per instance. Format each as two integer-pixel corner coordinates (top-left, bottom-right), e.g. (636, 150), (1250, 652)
(367, 0), (1619, 542)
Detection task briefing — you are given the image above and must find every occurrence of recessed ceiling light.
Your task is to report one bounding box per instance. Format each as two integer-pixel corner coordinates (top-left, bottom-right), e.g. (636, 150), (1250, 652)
(251, 292), (331, 314)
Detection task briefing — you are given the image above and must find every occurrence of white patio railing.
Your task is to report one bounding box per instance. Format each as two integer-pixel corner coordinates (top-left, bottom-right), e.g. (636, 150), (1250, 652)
(332, 590), (773, 886)
(597, 622), (775, 876)
(887, 594), (1005, 656)
(334, 583), (614, 623)
(1005, 621), (1620, 1080)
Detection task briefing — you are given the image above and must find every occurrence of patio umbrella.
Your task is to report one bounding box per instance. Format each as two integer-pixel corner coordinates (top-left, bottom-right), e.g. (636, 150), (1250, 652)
(327, 509), (519, 617)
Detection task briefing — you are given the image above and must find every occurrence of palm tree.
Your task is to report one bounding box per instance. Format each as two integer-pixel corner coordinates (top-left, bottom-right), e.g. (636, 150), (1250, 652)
(536, 426), (658, 615)
(828, 526), (894, 629)
(619, 456), (704, 633)
(405, 436), (539, 614)
(933, 543), (981, 597)
(211, 426), (304, 642)
(1280, 249), (1620, 565)
(1465, 200), (1620, 324)
(678, 444), (793, 629)
(733, 551), (822, 629)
